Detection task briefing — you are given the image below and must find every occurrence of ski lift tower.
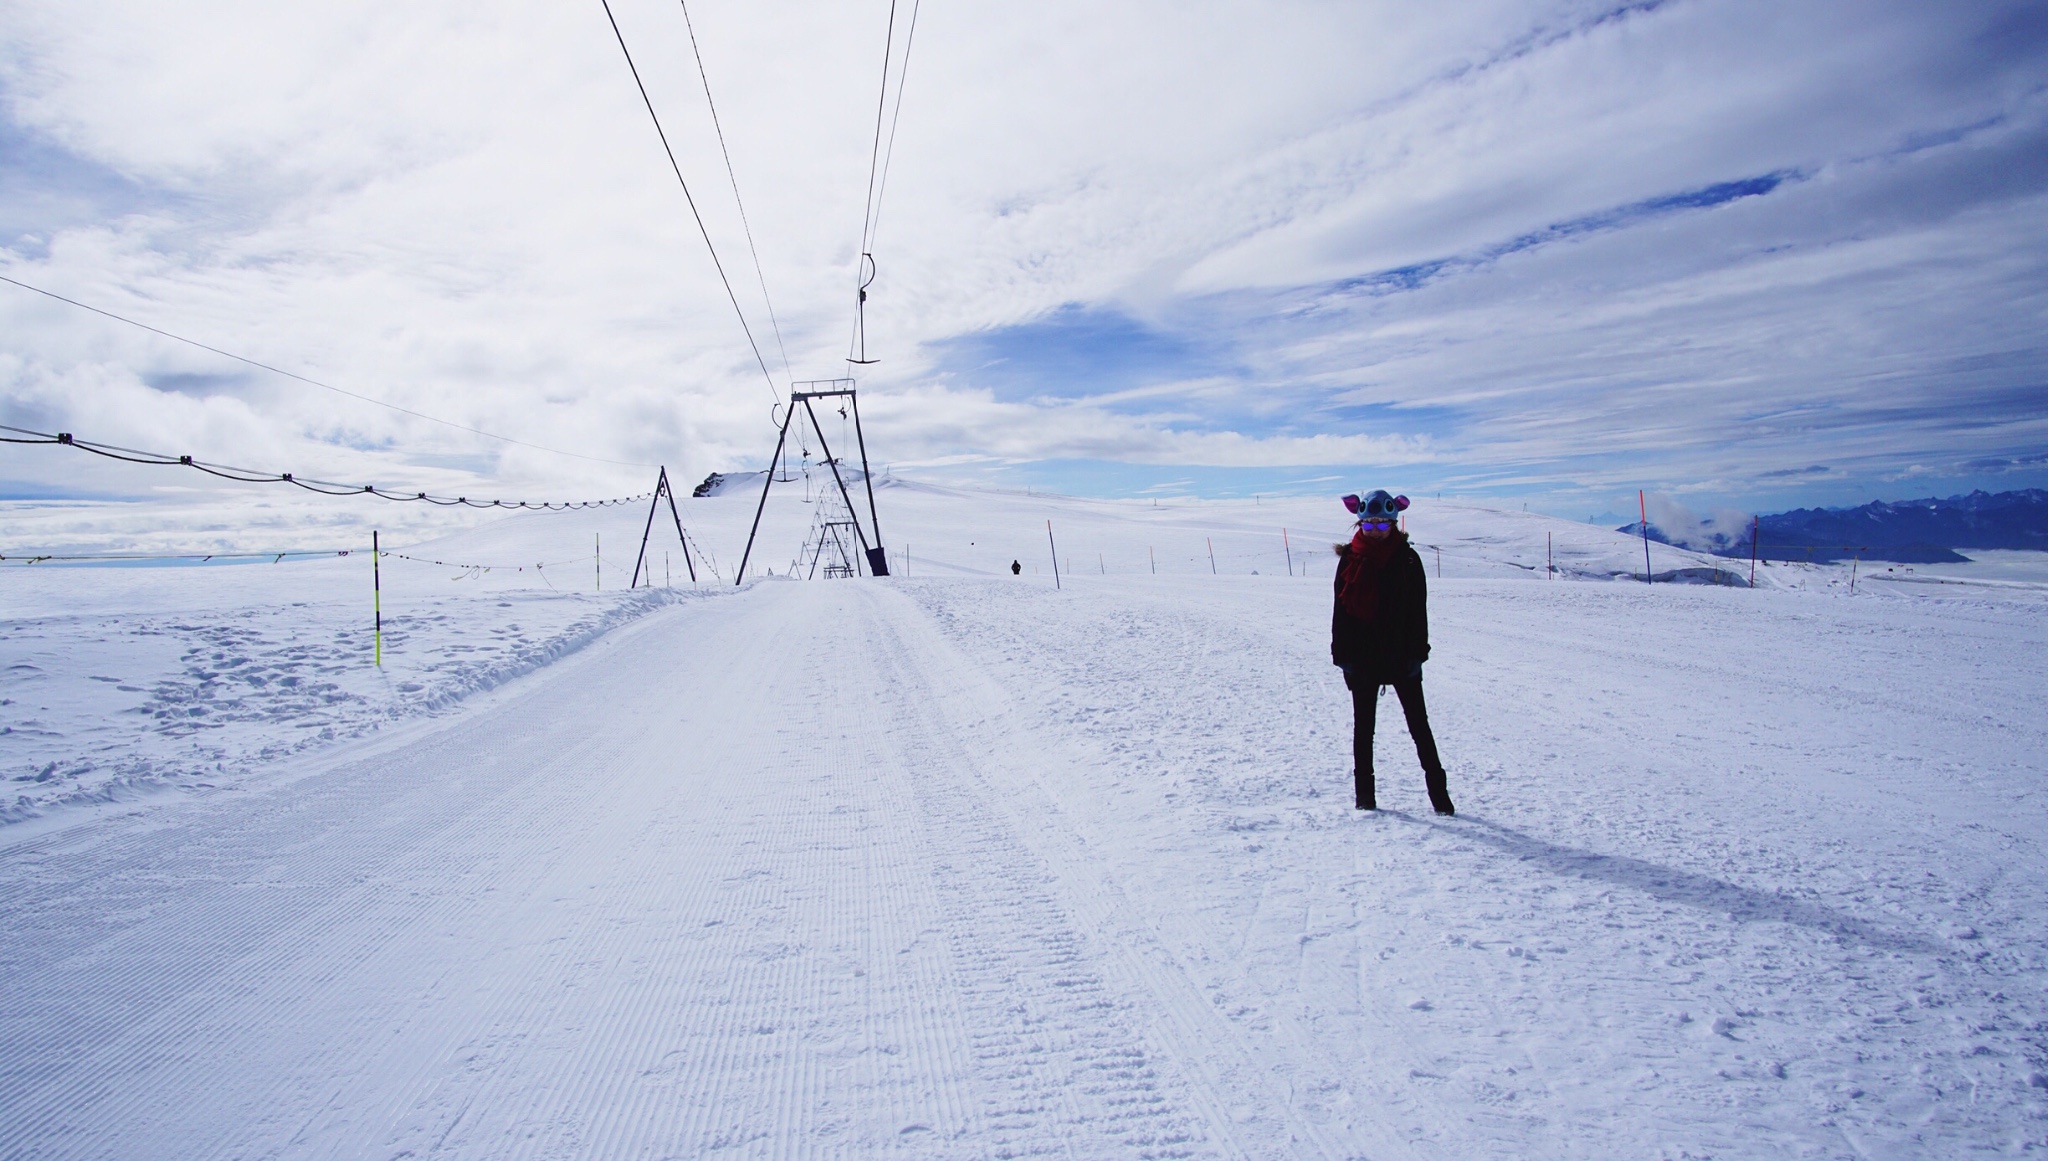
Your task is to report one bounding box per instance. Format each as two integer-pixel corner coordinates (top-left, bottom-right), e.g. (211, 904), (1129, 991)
(736, 380), (889, 583)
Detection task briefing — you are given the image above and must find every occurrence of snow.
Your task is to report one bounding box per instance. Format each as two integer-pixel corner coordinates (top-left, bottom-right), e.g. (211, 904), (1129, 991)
(3, 480), (2046, 1156)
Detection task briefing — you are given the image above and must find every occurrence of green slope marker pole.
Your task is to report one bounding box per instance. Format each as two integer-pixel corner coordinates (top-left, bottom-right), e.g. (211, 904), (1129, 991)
(373, 529), (382, 668)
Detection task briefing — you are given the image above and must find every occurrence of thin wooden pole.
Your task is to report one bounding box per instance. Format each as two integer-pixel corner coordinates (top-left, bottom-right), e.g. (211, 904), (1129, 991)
(1283, 528), (1293, 577)
(1047, 521), (1061, 590)
(1207, 537), (1216, 574)
(1149, 546), (1155, 574)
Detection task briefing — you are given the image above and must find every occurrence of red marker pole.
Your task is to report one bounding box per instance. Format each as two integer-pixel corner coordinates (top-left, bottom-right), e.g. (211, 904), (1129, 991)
(1283, 528), (1293, 577)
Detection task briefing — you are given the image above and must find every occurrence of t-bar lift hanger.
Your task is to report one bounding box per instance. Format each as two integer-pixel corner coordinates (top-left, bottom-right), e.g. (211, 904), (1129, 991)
(849, 254), (879, 365)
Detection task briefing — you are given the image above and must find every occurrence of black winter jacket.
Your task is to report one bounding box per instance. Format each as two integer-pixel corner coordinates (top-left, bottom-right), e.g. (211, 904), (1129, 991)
(1330, 535), (1431, 681)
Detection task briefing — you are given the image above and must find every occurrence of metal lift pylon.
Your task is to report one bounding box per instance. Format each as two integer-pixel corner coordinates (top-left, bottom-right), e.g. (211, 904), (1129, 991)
(735, 381), (888, 583)
(629, 466), (697, 587)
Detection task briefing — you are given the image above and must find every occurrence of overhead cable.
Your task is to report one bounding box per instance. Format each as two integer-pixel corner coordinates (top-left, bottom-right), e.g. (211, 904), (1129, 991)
(856, 0), (901, 259)
(845, 0), (921, 365)
(679, 0), (792, 385)
(599, 0), (783, 408)
(1, 548), (351, 565)
(0, 424), (649, 510)
(0, 272), (655, 469)
(864, 0), (922, 254)
(384, 550), (592, 573)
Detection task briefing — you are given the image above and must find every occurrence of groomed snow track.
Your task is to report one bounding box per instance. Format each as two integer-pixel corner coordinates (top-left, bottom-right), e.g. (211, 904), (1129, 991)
(3, 574), (2045, 1158)
(0, 583), (1294, 1158)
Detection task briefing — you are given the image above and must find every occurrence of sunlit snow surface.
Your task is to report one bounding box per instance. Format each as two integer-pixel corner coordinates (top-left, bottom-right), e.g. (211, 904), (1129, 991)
(2, 481), (2046, 1156)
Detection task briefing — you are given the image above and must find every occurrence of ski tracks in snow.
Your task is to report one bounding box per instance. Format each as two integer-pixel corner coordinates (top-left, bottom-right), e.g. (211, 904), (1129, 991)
(4, 575), (2045, 1157)
(902, 575), (2048, 1157)
(0, 580), (1352, 1159)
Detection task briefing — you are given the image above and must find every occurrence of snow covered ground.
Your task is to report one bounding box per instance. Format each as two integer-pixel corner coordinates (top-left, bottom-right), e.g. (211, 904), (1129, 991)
(3, 480), (2045, 1156)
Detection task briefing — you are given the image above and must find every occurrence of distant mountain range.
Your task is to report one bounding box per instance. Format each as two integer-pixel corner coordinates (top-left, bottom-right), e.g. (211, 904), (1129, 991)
(1625, 488), (2048, 563)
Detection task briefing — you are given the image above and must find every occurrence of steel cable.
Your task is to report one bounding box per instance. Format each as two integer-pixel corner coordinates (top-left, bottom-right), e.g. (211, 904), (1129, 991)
(599, 0), (783, 411)
(679, 0), (793, 386)
(0, 423), (649, 510)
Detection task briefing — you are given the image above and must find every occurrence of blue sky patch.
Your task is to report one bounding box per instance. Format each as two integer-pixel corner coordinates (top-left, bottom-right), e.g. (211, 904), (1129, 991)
(1331, 171), (1796, 298)
(0, 101), (174, 248)
(926, 305), (1230, 403)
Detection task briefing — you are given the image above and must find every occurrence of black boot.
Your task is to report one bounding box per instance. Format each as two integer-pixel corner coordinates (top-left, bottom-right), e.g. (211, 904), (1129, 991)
(1355, 771), (1377, 811)
(1425, 768), (1455, 816)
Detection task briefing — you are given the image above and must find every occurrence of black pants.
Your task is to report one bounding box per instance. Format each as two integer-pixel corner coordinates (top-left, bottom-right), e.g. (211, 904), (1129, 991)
(1346, 670), (1450, 809)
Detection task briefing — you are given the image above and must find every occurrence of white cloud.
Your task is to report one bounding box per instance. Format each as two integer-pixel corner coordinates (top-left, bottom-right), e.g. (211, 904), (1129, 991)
(0, 0), (2042, 518)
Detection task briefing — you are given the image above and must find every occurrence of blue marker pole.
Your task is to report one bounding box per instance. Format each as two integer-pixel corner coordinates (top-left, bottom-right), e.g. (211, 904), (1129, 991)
(1639, 490), (1653, 585)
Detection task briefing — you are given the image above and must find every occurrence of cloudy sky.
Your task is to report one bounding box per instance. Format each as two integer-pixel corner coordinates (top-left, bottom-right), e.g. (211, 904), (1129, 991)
(2, 0), (2044, 522)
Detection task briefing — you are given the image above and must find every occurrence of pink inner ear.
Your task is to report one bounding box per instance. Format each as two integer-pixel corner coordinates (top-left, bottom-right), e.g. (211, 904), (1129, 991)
(1395, 495), (1411, 510)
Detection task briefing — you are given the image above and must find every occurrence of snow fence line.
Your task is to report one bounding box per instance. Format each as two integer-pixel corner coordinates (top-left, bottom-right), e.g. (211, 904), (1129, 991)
(2, 583), (732, 828)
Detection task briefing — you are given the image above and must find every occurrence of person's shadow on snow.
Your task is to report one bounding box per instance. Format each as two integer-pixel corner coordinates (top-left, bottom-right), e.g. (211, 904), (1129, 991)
(1429, 814), (1944, 956)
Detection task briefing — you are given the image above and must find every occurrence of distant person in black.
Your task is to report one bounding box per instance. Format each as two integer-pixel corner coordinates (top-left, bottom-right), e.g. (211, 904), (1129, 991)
(1332, 490), (1454, 815)
(1011, 560), (1022, 575)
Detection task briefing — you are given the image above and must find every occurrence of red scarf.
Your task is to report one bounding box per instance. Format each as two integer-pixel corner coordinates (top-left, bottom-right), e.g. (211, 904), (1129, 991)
(1337, 529), (1402, 624)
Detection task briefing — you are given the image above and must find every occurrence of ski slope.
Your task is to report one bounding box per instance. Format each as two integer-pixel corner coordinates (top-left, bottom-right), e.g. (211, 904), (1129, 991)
(3, 482), (2047, 1156)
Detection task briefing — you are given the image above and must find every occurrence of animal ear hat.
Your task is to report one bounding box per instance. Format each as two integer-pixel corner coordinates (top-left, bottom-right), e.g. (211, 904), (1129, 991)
(1343, 490), (1410, 518)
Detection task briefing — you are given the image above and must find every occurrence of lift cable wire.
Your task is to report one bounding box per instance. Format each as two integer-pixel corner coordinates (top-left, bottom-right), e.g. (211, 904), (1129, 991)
(2, 548), (352, 565)
(0, 272), (655, 470)
(865, 0), (922, 255)
(845, 0), (921, 365)
(678, 0), (792, 385)
(856, 0), (900, 259)
(0, 424), (649, 510)
(599, 0), (781, 409)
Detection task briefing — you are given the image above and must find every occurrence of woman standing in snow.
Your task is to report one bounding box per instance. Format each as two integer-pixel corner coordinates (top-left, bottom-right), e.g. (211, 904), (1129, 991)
(1332, 490), (1455, 815)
